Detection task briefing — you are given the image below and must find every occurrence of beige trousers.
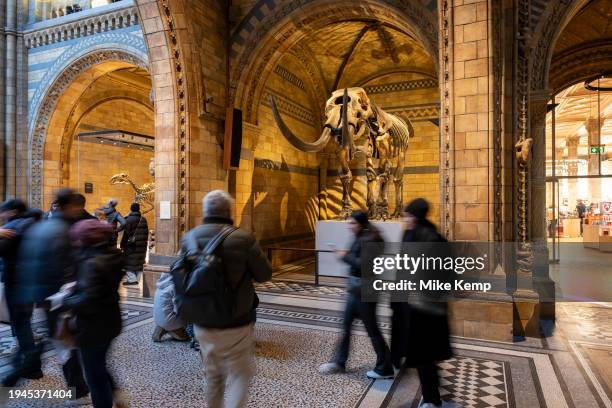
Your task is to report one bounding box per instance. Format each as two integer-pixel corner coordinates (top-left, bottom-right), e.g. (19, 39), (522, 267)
(194, 323), (255, 408)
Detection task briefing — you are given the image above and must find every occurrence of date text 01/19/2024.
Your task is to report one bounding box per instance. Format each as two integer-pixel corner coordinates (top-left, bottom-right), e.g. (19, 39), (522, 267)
(5, 388), (74, 400)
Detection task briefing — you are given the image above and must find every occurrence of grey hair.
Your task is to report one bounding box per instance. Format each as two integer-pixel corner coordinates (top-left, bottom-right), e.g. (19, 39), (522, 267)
(203, 190), (233, 218)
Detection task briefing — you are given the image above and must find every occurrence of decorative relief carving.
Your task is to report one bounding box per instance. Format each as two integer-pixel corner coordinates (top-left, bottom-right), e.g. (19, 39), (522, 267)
(440, 0), (452, 239)
(261, 89), (316, 125)
(274, 65), (305, 90)
(28, 50), (146, 209)
(516, 0), (532, 273)
(364, 79), (438, 94)
(24, 5), (139, 48)
(385, 104), (440, 120)
(492, 0), (503, 261)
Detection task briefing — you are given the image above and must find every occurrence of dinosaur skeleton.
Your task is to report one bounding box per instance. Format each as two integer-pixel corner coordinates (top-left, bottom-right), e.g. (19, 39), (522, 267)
(271, 87), (412, 219)
(109, 172), (155, 215)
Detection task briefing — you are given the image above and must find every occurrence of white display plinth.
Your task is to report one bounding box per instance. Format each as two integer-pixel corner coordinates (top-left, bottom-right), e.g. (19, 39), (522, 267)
(315, 220), (404, 277)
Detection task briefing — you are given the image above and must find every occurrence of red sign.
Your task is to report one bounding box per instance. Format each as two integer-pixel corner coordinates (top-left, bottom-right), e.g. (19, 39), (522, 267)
(603, 202), (612, 214)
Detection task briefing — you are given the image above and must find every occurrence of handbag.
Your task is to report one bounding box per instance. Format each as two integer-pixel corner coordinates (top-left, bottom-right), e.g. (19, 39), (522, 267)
(128, 216), (143, 244)
(55, 312), (76, 349)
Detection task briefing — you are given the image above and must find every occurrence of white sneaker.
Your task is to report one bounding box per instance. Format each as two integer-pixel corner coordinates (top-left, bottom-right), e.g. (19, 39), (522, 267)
(318, 362), (345, 374)
(366, 370), (395, 379)
(65, 394), (92, 406)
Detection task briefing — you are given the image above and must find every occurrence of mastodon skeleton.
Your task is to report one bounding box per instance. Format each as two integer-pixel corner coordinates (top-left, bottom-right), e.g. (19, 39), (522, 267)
(271, 87), (412, 219)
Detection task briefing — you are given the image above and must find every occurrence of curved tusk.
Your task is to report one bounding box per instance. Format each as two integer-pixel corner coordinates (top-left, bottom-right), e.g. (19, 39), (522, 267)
(270, 96), (331, 152)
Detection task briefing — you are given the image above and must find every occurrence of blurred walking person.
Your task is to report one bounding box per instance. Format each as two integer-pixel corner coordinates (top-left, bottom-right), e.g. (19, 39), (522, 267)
(173, 190), (272, 408)
(319, 211), (394, 379)
(53, 219), (126, 408)
(120, 203), (148, 286)
(392, 198), (456, 408)
(3, 189), (90, 405)
(0, 200), (39, 348)
(74, 194), (96, 222)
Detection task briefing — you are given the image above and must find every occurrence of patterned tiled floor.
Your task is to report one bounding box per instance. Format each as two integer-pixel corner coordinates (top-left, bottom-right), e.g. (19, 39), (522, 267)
(438, 358), (508, 408)
(0, 285), (609, 407)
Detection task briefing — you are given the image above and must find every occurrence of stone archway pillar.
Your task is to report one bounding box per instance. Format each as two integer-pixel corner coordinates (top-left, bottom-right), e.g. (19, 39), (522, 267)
(529, 90), (550, 243)
(529, 90), (555, 322)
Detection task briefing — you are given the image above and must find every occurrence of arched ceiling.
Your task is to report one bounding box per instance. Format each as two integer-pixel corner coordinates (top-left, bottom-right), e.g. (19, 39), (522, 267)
(553, 0), (612, 55)
(548, 0), (612, 94)
(280, 21), (435, 94)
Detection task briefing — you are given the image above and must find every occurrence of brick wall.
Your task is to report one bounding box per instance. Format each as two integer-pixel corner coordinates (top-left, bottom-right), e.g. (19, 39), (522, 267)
(235, 53), (321, 241)
(450, 1), (493, 240)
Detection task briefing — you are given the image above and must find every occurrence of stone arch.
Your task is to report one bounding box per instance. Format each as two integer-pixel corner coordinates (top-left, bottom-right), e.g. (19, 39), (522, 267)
(29, 50), (148, 209)
(230, 0), (439, 124)
(26, 0), (187, 254)
(530, 0), (592, 91)
(548, 41), (612, 94)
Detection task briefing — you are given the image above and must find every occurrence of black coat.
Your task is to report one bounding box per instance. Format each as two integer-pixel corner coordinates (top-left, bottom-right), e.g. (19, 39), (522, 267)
(391, 219), (452, 367)
(14, 212), (74, 304)
(64, 246), (125, 346)
(341, 225), (383, 278)
(120, 212), (149, 271)
(0, 214), (38, 287)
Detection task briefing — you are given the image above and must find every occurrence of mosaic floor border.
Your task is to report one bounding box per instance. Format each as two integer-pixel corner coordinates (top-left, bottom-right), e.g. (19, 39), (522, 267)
(0, 291), (608, 407)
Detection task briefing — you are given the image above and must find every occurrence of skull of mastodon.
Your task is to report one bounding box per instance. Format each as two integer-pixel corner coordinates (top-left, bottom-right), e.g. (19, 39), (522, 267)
(270, 87), (375, 154)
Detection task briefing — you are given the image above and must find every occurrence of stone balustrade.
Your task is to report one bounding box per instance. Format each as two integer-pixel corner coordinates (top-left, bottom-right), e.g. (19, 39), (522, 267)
(24, 1), (137, 49)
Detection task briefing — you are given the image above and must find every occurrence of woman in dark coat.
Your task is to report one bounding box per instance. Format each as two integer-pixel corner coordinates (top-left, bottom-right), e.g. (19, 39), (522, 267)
(392, 198), (455, 408)
(120, 203), (149, 285)
(64, 219), (126, 408)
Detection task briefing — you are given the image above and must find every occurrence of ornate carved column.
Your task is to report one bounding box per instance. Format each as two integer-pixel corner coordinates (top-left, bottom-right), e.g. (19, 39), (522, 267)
(4, 0), (16, 198)
(585, 118), (602, 201)
(529, 90), (550, 243)
(566, 135), (580, 211)
(0, 0), (5, 199)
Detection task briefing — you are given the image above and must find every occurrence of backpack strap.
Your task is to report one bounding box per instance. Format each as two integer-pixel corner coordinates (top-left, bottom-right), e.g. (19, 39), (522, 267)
(202, 225), (237, 256)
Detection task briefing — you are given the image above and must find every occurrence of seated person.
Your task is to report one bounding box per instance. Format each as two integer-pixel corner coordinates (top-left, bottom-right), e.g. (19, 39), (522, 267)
(152, 272), (189, 342)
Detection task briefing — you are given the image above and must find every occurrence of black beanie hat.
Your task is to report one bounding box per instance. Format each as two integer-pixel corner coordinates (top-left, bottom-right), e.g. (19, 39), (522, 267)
(404, 198), (430, 220)
(130, 202), (140, 212)
(350, 210), (369, 227)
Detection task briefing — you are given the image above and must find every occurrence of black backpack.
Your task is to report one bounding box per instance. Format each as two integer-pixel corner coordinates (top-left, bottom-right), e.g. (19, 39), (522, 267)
(171, 225), (244, 327)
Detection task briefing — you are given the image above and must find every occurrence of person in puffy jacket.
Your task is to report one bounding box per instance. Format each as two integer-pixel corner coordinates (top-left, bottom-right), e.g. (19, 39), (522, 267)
(102, 199), (125, 247)
(63, 219), (127, 408)
(152, 272), (189, 342)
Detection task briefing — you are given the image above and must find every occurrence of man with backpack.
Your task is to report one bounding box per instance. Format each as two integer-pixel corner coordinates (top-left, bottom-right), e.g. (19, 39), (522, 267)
(172, 190), (272, 408)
